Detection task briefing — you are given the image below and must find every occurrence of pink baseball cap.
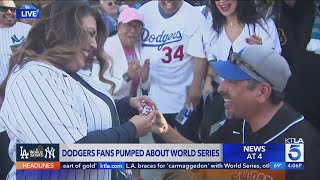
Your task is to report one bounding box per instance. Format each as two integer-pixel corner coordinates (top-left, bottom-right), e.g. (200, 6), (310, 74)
(118, 7), (144, 24)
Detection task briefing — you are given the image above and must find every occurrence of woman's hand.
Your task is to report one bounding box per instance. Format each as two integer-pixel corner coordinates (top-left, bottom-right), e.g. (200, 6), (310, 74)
(140, 59), (150, 83)
(130, 96), (155, 112)
(130, 111), (157, 138)
(128, 60), (142, 79)
(246, 35), (263, 45)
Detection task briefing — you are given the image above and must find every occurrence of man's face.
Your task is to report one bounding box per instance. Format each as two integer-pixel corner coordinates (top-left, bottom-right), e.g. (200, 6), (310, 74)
(159, 0), (183, 15)
(0, 6), (16, 27)
(218, 79), (259, 119)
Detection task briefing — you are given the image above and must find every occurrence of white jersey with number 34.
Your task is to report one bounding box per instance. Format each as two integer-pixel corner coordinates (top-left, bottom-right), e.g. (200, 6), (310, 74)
(139, 1), (206, 113)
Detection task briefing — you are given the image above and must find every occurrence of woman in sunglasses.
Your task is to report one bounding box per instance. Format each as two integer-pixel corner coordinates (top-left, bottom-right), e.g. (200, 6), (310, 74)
(104, 8), (149, 180)
(104, 7), (149, 99)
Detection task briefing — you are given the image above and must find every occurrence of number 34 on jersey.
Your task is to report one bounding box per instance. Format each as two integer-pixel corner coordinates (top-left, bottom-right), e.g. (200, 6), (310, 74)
(161, 45), (184, 63)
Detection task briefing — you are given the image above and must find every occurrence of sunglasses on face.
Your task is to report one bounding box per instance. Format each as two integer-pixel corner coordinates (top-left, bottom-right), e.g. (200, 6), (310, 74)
(229, 52), (271, 85)
(107, 1), (116, 6)
(0, 6), (16, 13)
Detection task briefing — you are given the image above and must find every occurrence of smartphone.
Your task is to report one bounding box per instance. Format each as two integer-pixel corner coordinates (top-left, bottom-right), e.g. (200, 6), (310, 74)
(175, 105), (193, 125)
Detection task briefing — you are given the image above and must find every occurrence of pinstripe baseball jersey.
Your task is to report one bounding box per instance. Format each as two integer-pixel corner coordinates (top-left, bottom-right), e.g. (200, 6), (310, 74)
(0, 22), (31, 85)
(0, 113), (4, 132)
(0, 60), (115, 180)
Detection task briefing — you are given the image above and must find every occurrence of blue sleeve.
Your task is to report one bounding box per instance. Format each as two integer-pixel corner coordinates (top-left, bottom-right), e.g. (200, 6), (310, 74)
(75, 121), (137, 143)
(115, 96), (137, 123)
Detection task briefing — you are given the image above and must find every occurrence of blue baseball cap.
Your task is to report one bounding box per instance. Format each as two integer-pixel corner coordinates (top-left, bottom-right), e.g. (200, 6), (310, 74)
(210, 60), (253, 81)
(210, 45), (291, 92)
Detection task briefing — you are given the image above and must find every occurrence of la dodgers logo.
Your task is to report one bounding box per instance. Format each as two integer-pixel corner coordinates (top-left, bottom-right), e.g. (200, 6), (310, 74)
(20, 146), (29, 159)
(141, 28), (182, 50)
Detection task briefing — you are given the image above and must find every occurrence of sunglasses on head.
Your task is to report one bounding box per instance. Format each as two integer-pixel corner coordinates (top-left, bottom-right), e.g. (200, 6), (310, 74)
(107, 1), (116, 6)
(229, 52), (271, 85)
(0, 6), (16, 13)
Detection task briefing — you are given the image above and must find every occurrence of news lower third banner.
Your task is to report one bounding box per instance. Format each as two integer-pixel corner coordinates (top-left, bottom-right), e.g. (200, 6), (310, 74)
(16, 143), (304, 170)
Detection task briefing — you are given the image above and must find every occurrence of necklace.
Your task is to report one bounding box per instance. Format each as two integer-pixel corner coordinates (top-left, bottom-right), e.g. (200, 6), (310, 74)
(229, 21), (240, 27)
(227, 21), (244, 30)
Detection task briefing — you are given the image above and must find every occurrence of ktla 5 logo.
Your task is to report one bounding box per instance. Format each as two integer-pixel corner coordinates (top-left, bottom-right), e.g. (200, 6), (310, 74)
(285, 138), (304, 162)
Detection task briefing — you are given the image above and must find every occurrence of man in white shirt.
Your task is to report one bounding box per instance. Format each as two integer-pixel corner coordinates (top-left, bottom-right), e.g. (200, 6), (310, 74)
(0, 0), (31, 85)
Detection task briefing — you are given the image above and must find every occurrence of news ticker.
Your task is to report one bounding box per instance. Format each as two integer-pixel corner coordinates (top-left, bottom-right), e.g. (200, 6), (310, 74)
(16, 140), (304, 170)
(16, 162), (304, 170)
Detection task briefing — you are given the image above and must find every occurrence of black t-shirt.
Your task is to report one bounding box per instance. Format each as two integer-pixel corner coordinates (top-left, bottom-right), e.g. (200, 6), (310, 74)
(204, 103), (320, 180)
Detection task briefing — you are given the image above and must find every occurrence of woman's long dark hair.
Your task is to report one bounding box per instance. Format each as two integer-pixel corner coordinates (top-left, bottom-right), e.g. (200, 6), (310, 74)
(0, 1), (115, 104)
(210, 0), (265, 35)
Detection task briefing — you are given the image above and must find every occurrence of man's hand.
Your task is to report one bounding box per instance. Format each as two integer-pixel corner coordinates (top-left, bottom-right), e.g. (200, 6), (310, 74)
(151, 112), (192, 143)
(187, 84), (202, 109)
(151, 112), (168, 135)
(203, 76), (214, 95)
(189, 57), (206, 109)
(130, 111), (157, 138)
(130, 96), (155, 112)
